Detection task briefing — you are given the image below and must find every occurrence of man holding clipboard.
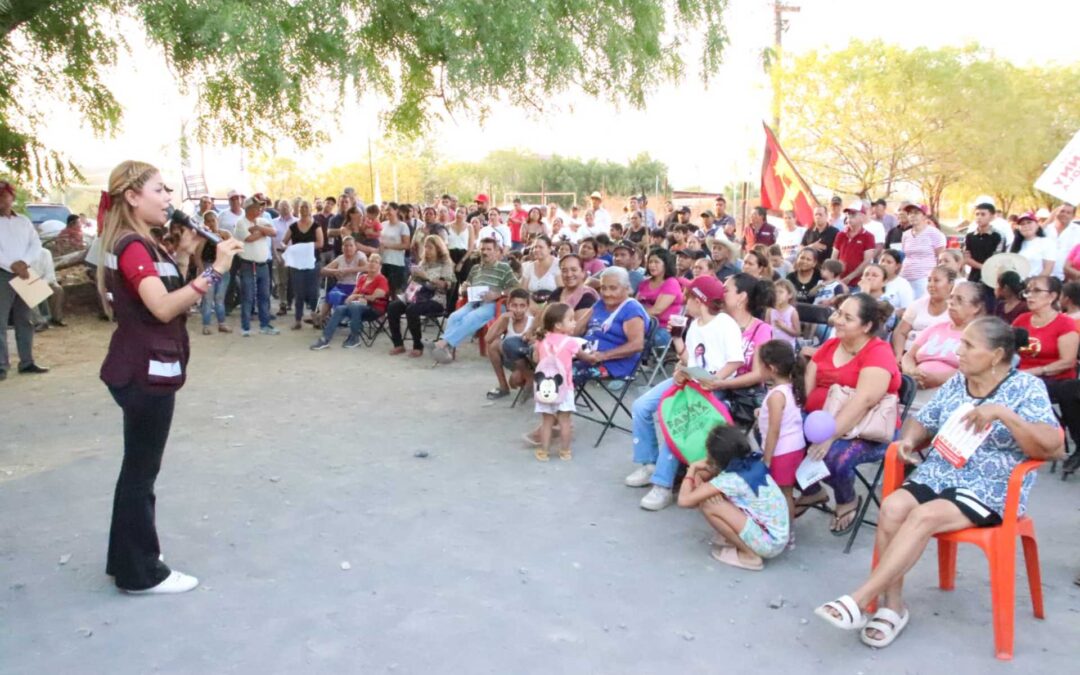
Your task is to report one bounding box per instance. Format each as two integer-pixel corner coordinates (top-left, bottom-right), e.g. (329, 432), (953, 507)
(0, 180), (48, 380)
(432, 237), (516, 365)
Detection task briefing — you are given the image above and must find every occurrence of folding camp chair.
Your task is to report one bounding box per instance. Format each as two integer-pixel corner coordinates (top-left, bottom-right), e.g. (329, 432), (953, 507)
(358, 312), (391, 347)
(843, 374), (918, 554)
(574, 317), (658, 447)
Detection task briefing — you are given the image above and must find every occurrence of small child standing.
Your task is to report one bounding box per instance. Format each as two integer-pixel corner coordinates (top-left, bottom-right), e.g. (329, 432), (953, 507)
(756, 340), (807, 548)
(767, 279), (800, 349)
(677, 425), (790, 571)
(531, 303), (582, 462)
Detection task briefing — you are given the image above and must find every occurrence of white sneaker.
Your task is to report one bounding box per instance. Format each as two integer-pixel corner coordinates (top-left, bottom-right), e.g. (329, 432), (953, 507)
(640, 486), (674, 511)
(124, 570), (199, 595)
(625, 464), (656, 487)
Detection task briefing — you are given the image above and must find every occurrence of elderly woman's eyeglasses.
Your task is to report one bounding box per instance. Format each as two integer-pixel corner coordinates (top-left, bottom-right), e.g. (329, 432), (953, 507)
(1021, 287), (1052, 298)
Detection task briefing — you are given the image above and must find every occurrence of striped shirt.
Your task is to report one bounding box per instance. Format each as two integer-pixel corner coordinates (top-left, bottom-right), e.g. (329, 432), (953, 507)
(466, 260), (517, 294)
(901, 226), (946, 283)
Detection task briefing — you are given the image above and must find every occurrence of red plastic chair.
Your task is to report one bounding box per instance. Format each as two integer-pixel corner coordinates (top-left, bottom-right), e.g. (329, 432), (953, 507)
(453, 297), (504, 357)
(874, 442), (1045, 660)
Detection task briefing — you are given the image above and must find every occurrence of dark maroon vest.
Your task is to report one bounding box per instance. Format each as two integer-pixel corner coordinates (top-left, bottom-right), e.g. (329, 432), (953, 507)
(100, 234), (190, 394)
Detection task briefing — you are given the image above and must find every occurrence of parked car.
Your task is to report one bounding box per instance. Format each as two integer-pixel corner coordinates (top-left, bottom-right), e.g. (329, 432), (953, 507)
(26, 203), (71, 227)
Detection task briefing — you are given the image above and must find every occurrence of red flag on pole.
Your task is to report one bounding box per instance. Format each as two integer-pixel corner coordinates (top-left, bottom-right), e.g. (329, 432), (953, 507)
(760, 122), (819, 227)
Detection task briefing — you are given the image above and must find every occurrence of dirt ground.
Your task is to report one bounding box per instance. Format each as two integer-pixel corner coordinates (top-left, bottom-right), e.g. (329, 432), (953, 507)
(2, 312), (1079, 673)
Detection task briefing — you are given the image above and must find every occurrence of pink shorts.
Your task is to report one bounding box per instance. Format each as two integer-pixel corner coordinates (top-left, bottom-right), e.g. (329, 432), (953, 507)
(769, 450), (806, 487)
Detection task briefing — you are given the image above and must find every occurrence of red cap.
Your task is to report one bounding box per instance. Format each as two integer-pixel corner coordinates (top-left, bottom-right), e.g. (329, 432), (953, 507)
(902, 203), (929, 216)
(1016, 211), (1039, 223)
(687, 275), (726, 304)
(0, 180), (15, 197)
(475, 193), (489, 203)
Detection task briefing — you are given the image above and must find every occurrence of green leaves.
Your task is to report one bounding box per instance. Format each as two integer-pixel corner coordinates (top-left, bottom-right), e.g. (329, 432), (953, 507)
(1, 0), (727, 191)
(779, 40), (1080, 213)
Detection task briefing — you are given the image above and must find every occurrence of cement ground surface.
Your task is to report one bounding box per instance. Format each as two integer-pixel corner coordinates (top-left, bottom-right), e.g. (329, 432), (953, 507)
(2, 315), (1078, 673)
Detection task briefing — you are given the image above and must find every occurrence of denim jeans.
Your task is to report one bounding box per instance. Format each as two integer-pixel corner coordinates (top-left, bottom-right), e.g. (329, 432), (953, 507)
(240, 262), (273, 331)
(631, 377), (680, 488)
(442, 302), (497, 348)
(322, 303), (380, 341)
(0, 268), (34, 371)
(200, 271), (229, 326)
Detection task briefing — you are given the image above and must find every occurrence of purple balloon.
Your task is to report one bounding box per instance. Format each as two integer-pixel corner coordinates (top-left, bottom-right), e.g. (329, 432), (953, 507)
(804, 410), (836, 444)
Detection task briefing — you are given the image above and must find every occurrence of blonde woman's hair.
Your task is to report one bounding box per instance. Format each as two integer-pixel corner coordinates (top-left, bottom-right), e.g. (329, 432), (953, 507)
(96, 160), (163, 314)
(423, 234), (451, 263)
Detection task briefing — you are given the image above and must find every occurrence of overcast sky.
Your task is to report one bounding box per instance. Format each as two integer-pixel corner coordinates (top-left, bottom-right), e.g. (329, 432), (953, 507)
(37, 0), (1080, 195)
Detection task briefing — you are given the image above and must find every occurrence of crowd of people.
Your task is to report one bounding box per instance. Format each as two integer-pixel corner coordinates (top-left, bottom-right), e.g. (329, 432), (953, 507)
(2, 178), (1078, 650)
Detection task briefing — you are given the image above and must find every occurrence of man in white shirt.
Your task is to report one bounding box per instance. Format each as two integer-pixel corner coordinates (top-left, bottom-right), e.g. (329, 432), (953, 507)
(1051, 203), (1080, 279)
(235, 196), (279, 336)
(589, 191), (611, 236)
(218, 190), (244, 234)
(271, 200), (298, 316)
(0, 180), (48, 378)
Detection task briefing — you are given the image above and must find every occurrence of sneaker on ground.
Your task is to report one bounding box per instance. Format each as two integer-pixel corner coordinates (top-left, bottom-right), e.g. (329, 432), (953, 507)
(241, 329), (252, 337)
(343, 335), (361, 349)
(640, 485), (674, 511)
(124, 570), (199, 595)
(259, 326), (280, 335)
(310, 337), (330, 350)
(625, 464), (656, 487)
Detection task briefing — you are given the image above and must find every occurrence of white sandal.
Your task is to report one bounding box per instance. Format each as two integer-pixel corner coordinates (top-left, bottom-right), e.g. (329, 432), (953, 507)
(814, 595), (868, 630)
(860, 607), (909, 648)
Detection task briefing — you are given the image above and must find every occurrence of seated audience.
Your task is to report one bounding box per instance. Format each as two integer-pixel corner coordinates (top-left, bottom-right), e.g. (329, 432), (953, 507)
(816, 317), (1062, 648)
(574, 267), (647, 384)
(993, 270), (1027, 324)
(796, 294), (902, 535)
(814, 259), (847, 307)
(901, 281), (989, 405)
(711, 273), (776, 424)
(629, 276), (745, 511)
(484, 288), (534, 399)
(318, 236), (367, 324)
(787, 248), (821, 304)
(891, 265), (955, 356)
(433, 238), (518, 364)
(636, 248), (684, 345)
(879, 250), (914, 317)
(387, 234), (456, 357)
(520, 236), (560, 294)
(1012, 275), (1080, 454)
(310, 254), (388, 350)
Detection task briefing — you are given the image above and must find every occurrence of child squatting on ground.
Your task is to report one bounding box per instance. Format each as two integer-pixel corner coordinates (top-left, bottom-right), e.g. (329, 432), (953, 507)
(530, 302), (584, 461)
(756, 339), (808, 549)
(677, 425), (790, 571)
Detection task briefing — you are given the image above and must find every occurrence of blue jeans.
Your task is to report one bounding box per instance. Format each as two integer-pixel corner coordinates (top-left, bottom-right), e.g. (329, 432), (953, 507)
(322, 303), (380, 341)
(653, 327), (671, 347)
(631, 377), (680, 488)
(442, 302), (497, 348)
(240, 262), (273, 331)
(200, 271), (229, 326)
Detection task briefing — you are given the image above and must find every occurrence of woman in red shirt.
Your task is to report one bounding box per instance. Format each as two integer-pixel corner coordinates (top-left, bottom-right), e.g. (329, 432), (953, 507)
(97, 160), (243, 594)
(310, 254), (389, 350)
(1012, 275), (1080, 469)
(797, 294), (902, 535)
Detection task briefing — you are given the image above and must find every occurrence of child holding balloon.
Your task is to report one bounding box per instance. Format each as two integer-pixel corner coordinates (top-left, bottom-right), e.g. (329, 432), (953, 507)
(756, 340), (807, 547)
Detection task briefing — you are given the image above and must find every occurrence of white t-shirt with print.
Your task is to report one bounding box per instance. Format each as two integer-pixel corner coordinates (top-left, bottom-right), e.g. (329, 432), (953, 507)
(777, 226), (807, 262)
(684, 313), (744, 379)
(883, 275), (915, 313)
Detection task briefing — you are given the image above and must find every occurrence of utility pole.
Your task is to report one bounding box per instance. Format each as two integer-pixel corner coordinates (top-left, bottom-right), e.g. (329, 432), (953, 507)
(772, 1), (800, 134)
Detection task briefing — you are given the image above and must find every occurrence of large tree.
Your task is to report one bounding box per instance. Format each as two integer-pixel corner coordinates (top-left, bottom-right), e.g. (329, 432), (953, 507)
(0, 0), (729, 189)
(777, 40), (1080, 214)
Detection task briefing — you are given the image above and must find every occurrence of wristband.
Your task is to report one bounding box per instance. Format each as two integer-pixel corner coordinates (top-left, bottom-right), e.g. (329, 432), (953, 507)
(190, 280), (207, 297)
(201, 266), (224, 286)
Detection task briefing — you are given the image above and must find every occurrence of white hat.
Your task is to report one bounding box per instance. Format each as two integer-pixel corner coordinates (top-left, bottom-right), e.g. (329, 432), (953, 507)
(227, 189), (244, 199)
(589, 191), (603, 200)
(843, 199), (866, 214)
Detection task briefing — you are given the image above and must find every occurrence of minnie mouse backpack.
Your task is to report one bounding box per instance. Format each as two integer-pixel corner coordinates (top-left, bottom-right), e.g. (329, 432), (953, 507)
(533, 335), (575, 405)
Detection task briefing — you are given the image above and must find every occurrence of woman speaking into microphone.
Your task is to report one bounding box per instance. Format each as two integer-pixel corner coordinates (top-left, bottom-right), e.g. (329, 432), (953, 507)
(96, 161), (242, 594)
